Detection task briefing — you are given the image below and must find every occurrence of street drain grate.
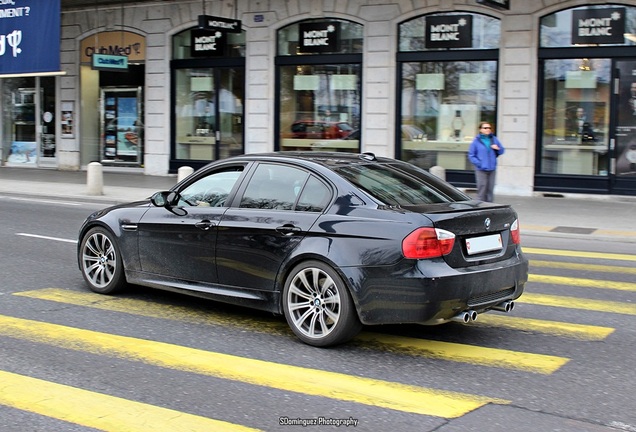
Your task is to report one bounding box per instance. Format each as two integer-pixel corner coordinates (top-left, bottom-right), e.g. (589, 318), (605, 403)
(550, 226), (597, 234)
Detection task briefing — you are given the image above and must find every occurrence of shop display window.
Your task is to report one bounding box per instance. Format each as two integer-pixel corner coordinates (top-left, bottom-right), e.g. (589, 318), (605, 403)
(276, 19), (363, 153)
(540, 59), (611, 176)
(397, 13), (500, 172)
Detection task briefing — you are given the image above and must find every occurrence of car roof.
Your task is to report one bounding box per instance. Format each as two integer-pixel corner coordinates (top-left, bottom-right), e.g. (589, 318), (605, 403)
(219, 151), (395, 168)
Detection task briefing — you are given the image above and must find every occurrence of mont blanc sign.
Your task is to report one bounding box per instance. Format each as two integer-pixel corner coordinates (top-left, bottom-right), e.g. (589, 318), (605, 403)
(198, 15), (241, 34)
(425, 15), (473, 49)
(298, 22), (340, 53)
(191, 29), (225, 57)
(571, 7), (625, 45)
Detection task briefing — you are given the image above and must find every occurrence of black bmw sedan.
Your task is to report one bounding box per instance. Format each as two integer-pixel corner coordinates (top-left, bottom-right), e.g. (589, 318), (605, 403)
(78, 152), (528, 347)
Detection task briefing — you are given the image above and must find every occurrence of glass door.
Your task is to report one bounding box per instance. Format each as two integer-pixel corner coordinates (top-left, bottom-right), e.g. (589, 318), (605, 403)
(613, 60), (636, 194)
(100, 87), (143, 165)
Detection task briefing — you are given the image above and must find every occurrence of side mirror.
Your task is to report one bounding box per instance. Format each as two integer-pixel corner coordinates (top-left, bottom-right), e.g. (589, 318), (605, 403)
(151, 191), (188, 216)
(150, 191), (170, 207)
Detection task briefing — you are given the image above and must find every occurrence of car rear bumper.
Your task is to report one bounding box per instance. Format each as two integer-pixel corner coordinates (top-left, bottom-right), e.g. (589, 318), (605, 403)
(343, 254), (529, 325)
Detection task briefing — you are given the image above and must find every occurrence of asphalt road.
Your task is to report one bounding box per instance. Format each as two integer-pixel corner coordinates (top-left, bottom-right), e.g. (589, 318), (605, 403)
(0, 196), (634, 432)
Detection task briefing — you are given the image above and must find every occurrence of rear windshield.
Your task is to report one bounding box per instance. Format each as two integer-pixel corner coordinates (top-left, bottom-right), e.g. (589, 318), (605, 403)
(334, 162), (469, 206)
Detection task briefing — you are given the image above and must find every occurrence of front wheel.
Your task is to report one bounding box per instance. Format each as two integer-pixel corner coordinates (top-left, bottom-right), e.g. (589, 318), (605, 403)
(79, 227), (126, 294)
(283, 260), (362, 347)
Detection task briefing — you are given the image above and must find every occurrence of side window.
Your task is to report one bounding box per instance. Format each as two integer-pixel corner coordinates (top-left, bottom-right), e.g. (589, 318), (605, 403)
(296, 176), (331, 212)
(179, 167), (243, 207)
(240, 164), (309, 210)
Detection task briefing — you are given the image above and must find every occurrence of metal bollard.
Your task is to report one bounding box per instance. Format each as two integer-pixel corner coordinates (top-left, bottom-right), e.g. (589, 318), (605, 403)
(429, 165), (446, 181)
(86, 162), (103, 195)
(177, 166), (194, 183)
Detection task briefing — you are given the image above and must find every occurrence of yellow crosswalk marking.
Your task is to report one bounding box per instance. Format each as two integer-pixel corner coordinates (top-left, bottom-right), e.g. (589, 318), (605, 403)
(354, 333), (568, 374)
(0, 370), (261, 432)
(523, 247), (636, 262)
(15, 288), (289, 335)
(474, 314), (614, 341)
(0, 315), (508, 419)
(531, 260), (636, 275)
(529, 274), (636, 292)
(16, 289), (570, 374)
(518, 293), (636, 315)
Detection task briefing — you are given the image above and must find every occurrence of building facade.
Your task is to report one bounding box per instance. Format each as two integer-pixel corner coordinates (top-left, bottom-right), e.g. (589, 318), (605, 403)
(1, 0), (636, 197)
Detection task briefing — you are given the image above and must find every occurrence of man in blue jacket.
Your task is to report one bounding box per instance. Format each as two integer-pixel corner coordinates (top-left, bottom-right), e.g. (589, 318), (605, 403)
(468, 122), (505, 202)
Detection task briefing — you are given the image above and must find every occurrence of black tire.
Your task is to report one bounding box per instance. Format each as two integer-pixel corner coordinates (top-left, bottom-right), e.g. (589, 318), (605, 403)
(283, 260), (362, 347)
(79, 226), (126, 294)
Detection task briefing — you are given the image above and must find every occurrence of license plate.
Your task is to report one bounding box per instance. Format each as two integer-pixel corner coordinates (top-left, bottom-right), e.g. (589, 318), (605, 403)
(466, 233), (502, 255)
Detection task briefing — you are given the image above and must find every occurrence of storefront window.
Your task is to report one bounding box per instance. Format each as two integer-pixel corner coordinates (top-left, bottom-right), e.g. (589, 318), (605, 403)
(540, 59), (610, 176)
(1, 76), (56, 166)
(171, 28), (245, 167)
(398, 13), (500, 173)
(400, 61), (496, 170)
(538, 5), (636, 189)
(276, 20), (362, 152)
(278, 64), (361, 151)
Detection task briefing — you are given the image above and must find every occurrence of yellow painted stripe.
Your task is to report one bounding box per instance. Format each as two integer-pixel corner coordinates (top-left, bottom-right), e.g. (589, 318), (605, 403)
(475, 314), (614, 341)
(16, 289), (568, 374)
(518, 293), (636, 315)
(355, 333), (568, 374)
(0, 370), (261, 432)
(0, 315), (507, 418)
(15, 288), (290, 335)
(529, 274), (636, 292)
(531, 260), (636, 275)
(524, 247), (636, 262)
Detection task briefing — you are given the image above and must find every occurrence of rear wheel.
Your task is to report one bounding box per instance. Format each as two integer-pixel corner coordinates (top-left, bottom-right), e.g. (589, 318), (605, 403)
(79, 227), (126, 294)
(283, 260), (362, 347)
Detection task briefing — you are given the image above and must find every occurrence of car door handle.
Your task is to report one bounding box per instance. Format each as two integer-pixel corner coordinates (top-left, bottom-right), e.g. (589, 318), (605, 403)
(194, 220), (216, 231)
(276, 224), (302, 235)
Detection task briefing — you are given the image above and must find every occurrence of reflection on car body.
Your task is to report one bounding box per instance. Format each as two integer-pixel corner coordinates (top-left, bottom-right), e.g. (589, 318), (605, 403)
(77, 152), (528, 347)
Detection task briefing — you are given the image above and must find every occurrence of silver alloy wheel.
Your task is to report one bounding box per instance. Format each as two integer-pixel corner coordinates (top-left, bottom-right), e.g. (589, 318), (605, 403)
(287, 266), (341, 339)
(82, 231), (117, 289)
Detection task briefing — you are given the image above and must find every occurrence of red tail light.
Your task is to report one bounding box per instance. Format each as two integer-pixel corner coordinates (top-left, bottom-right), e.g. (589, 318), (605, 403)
(402, 227), (456, 259)
(511, 219), (521, 244)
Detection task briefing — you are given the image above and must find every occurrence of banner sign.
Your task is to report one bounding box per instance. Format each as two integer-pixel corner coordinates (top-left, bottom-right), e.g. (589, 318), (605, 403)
(198, 15), (241, 34)
(298, 22), (340, 53)
(571, 7), (625, 45)
(0, 0), (60, 75)
(191, 29), (226, 57)
(425, 15), (473, 49)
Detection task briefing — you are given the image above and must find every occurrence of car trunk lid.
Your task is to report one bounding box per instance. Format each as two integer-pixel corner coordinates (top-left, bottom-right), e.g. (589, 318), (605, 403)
(403, 202), (519, 268)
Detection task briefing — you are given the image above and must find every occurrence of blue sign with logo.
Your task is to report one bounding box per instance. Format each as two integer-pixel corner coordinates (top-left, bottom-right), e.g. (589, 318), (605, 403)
(92, 54), (128, 71)
(0, 0), (61, 75)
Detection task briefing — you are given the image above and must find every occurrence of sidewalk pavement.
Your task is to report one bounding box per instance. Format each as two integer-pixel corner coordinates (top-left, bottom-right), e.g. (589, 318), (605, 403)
(1, 166), (635, 243)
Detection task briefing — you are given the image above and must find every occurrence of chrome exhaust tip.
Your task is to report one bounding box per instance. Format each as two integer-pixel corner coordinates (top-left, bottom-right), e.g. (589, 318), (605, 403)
(492, 301), (515, 313)
(451, 310), (478, 323)
(451, 311), (471, 323)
